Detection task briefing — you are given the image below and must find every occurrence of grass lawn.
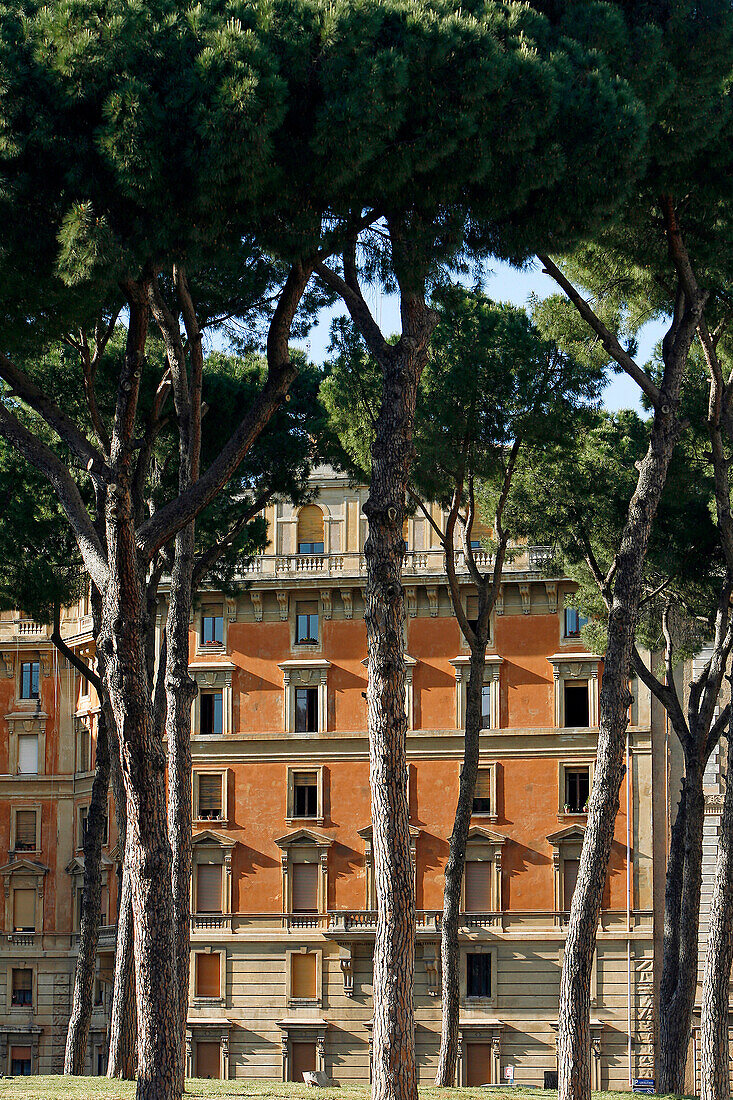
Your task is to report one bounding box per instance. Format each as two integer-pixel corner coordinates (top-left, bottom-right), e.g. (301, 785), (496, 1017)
(0, 1082), (670, 1100)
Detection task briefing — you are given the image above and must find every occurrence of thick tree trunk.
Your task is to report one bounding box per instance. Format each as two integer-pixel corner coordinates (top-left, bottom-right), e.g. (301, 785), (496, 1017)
(165, 524), (196, 1087)
(558, 404), (690, 1100)
(435, 644), (486, 1086)
(701, 727), (733, 1100)
(365, 288), (435, 1100)
(658, 760), (706, 1093)
(64, 706), (111, 1074)
(107, 849), (137, 1079)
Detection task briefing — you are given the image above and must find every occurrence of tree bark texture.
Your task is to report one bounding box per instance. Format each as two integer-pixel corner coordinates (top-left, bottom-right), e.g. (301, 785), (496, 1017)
(107, 847), (137, 1080)
(435, 644), (487, 1085)
(701, 726), (733, 1100)
(64, 705), (111, 1074)
(364, 285), (436, 1100)
(658, 760), (707, 1093)
(558, 408), (693, 1100)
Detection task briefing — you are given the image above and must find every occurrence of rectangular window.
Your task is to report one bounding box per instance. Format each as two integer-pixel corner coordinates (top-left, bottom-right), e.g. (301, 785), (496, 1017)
(10, 1046), (31, 1076)
(196, 1041), (221, 1080)
(291, 952), (317, 999)
(11, 969), (32, 1006)
(17, 734), (39, 775)
(472, 769), (492, 815)
(564, 608), (588, 638)
(79, 807), (88, 849)
(201, 613), (224, 646)
(195, 953), (221, 999)
(201, 691), (223, 736)
(466, 953), (492, 998)
(76, 723), (91, 773)
(564, 768), (590, 814)
(481, 685), (491, 728)
(295, 687), (318, 734)
(13, 888), (35, 932)
(197, 774), (223, 821)
(14, 810), (37, 852)
(298, 541), (324, 555)
(293, 772), (318, 818)
(563, 858), (580, 912)
(196, 865), (222, 914)
(291, 863), (318, 913)
(464, 861), (492, 913)
(564, 680), (590, 727)
(295, 601), (319, 645)
(466, 595), (479, 634)
(20, 661), (39, 700)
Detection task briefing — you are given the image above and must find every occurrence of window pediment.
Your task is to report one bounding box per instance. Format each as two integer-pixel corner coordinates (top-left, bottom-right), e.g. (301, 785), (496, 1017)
(275, 828), (333, 851)
(547, 824), (586, 846)
(192, 829), (236, 851)
(0, 858), (49, 878)
(65, 854), (114, 876)
(466, 826), (505, 847)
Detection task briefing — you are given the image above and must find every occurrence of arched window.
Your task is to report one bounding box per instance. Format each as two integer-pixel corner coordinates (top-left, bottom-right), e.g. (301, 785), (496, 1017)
(297, 506), (324, 555)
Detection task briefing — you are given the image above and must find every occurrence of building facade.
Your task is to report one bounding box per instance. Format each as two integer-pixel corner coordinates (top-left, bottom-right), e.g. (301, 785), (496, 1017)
(0, 468), (669, 1086)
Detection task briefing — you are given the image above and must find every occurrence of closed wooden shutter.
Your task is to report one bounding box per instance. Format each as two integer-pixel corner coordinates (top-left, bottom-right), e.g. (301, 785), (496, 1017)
(563, 858), (580, 912)
(18, 735), (38, 775)
(196, 1041), (221, 1079)
(196, 953), (221, 998)
(298, 506), (324, 545)
(466, 595), (479, 620)
(15, 810), (36, 850)
(198, 774), (222, 819)
(465, 1043), (493, 1086)
(473, 770), (492, 814)
(196, 865), (222, 913)
(292, 863), (318, 912)
(291, 952), (317, 999)
(13, 888), (35, 931)
(469, 517), (492, 543)
(290, 1041), (317, 1082)
(464, 861), (492, 912)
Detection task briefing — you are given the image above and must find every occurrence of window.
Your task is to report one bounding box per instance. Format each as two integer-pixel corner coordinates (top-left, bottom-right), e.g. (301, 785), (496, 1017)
(293, 772), (318, 819)
(472, 770), (492, 816)
(17, 734), (38, 775)
(76, 722), (91, 773)
(79, 806), (109, 848)
(11, 969), (32, 1006)
(295, 601), (319, 645)
(196, 1041), (221, 1080)
(291, 952), (317, 1000)
(563, 858), (580, 912)
(196, 865), (222, 914)
(564, 767), (590, 814)
(201, 691), (223, 736)
(464, 861), (492, 913)
(292, 863), (318, 913)
(466, 595), (479, 634)
(467, 953), (492, 998)
(196, 774), (224, 821)
(565, 608), (588, 638)
(20, 661), (39, 700)
(564, 680), (590, 727)
(13, 888), (35, 932)
(195, 953), (221, 999)
(297, 505), (324, 554)
(201, 612), (224, 647)
(14, 810), (37, 852)
(295, 688), (318, 734)
(10, 1046), (31, 1076)
(481, 685), (491, 728)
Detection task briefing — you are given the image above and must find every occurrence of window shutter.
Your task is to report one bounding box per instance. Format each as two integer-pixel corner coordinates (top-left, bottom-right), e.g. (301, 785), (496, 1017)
(18, 735), (38, 775)
(198, 775), (223, 819)
(563, 858), (580, 912)
(13, 889), (35, 930)
(196, 865), (222, 913)
(292, 863), (318, 912)
(475, 770), (491, 803)
(11, 1047), (31, 1062)
(15, 811), (36, 850)
(469, 517), (492, 543)
(466, 596), (479, 620)
(298, 506), (324, 544)
(196, 953), (221, 998)
(196, 1041), (221, 1080)
(464, 861), (492, 912)
(291, 952), (317, 998)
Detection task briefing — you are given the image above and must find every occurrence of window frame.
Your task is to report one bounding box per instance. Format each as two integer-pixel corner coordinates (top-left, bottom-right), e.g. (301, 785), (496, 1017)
(286, 947), (323, 1006)
(470, 764), (498, 821)
(191, 948), (226, 1005)
(279, 660), (330, 735)
(19, 660), (40, 701)
(286, 766), (325, 827)
(193, 769), (229, 825)
(560, 762), (593, 816)
(461, 945), (497, 1006)
(10, 967), (33, 1008)
(11, 806), (41, 855)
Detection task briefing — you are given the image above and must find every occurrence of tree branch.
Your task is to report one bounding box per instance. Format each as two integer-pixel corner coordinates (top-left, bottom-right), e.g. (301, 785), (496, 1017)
(51, 603), (102, 694)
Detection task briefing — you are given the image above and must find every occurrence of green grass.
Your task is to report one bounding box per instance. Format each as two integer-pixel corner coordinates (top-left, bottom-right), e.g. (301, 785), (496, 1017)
(0, 1081), (673, 1100)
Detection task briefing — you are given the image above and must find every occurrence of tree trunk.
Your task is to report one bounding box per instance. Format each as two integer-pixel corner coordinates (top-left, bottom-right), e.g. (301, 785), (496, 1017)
(107, 848), (137, 1080)
(364, 282), (435, 1100)
(658, 759), (707, 1093)
(435, 644), (486, 1086)
(701, 725), (733, 1100)
(165, 523), (197, 1088)
(558, 399), (692, 1100)
(64, 705), (111, 1075)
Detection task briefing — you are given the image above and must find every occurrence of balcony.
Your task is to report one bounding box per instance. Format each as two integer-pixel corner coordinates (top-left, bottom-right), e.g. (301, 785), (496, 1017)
(0, 617), (51, 642)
